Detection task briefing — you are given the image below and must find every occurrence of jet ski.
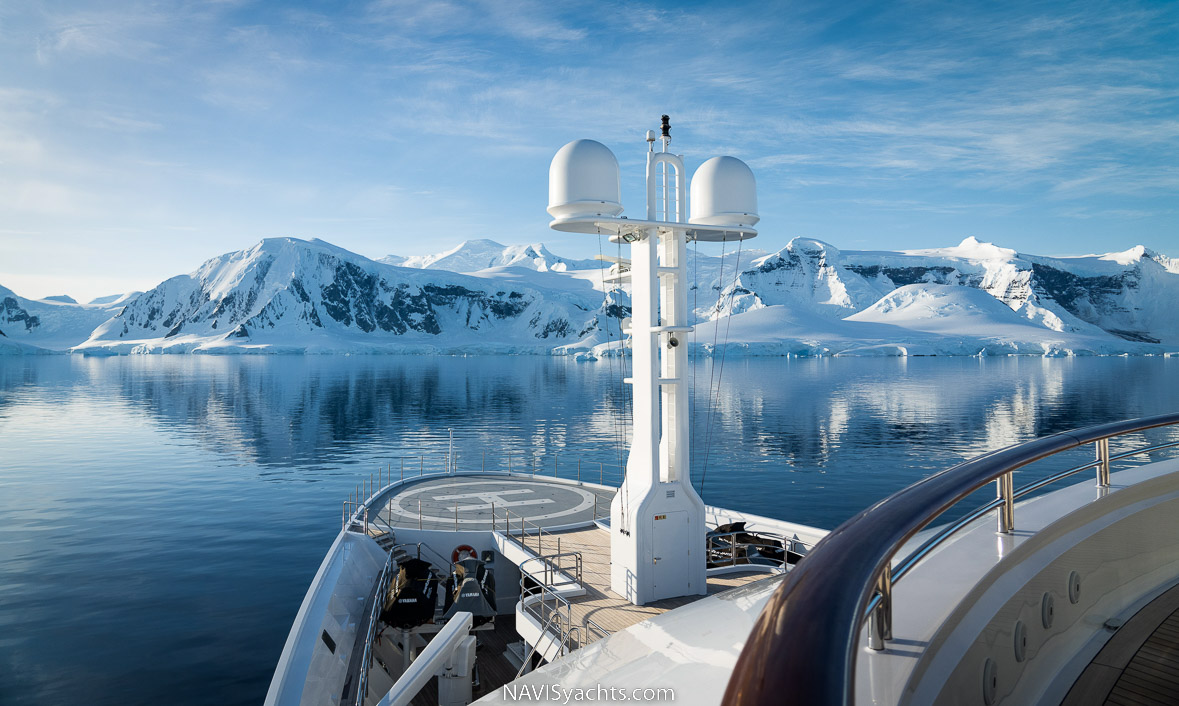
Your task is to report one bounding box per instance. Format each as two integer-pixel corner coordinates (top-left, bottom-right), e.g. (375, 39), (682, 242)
(442, 549), (496, 627)
(379, 557), (439, 630)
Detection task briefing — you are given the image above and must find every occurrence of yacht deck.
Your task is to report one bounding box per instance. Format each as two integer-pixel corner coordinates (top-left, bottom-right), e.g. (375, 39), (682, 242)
(1065, 583), (1179, 706)
(550, 526), (774, 636)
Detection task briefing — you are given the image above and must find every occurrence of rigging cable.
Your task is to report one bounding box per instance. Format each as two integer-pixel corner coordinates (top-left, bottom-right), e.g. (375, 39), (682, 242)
(689, 235), (699, 497)
(618, 231), (633, 531)
(598, 224), (628, 531)
(699, 236), (744, 501)
(699, 236), (727, 495)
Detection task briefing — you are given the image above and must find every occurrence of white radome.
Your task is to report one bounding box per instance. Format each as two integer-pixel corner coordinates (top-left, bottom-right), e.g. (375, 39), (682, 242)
(689, 155), (759, 228)
(547, 139), (624, 221)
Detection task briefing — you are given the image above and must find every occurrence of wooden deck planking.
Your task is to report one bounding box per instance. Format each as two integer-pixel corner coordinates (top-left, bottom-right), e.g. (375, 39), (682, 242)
(1063, 583), (1179, 706)
(549, 527), (773, 640)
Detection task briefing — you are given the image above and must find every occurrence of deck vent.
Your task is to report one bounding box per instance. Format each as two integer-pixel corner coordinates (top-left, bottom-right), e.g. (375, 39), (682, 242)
(1041, 593), (1055, 629)
(1013, 621), (1027, 662)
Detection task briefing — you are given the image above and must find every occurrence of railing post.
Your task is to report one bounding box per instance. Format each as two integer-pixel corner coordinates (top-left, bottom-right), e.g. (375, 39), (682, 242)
(401, 457), (404, 482)
(1096, 438), (1111, 487)
(418, 499), (422, 530)
(420, 456), (423, 477)
(578, 459), (581, 483)
(868, 562), (893, 650)
(996, 471), (1015, 534)
(600, 463), (604, 485)
(455, 501), (459, 531)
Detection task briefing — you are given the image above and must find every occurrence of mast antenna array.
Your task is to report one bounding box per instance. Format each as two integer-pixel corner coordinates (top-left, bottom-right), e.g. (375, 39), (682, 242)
(546, 117), (759, 605)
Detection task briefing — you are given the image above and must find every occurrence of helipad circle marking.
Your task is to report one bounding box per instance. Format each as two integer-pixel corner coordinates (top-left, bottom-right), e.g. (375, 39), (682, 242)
(385, 479), (600, 524)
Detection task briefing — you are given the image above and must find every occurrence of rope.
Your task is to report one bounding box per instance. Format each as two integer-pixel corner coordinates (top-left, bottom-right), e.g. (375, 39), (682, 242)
(699, 237), (744, 501)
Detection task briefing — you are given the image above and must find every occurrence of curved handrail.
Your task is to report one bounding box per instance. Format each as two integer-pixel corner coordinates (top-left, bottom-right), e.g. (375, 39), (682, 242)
(354, 551), (395, 706)
(721, 412), (1179, 706)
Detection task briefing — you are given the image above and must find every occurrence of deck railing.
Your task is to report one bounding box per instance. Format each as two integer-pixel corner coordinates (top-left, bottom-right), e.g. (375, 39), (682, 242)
(353, 551), (395, 706)
(705, 530), (811, 570)
(516, 551), (604, 675)
(338, 452), (623, 535)
(494, 504), (606, 557)
(722, 412), (1179, 706)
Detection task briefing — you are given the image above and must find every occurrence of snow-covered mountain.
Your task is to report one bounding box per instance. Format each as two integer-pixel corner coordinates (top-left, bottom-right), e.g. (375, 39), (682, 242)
(381, 239), (602, 273)
(3, 234), (1176, 357)
(716, 236), (1179, 347)
(88, 291), (143, 307)
(0, 284), (133, 351)
(73, 238), (622, 355)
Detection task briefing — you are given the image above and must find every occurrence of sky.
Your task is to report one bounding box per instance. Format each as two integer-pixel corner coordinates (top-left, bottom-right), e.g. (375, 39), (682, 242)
(1, 0), (1176, 303)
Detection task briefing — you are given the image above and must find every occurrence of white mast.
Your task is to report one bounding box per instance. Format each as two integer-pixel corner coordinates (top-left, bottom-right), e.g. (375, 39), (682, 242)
(547, 117), (758, 605)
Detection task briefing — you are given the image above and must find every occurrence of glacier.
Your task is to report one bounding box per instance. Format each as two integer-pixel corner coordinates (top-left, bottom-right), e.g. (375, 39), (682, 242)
(2, 235), (1176, 357)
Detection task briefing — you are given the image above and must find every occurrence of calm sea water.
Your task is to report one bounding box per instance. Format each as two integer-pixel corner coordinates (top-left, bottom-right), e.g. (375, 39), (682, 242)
(1, 355), (1177, 705)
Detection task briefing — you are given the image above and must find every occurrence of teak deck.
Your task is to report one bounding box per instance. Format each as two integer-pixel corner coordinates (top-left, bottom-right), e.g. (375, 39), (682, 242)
(552, 526), (773, 638)
(1065, 583), (1179, 706)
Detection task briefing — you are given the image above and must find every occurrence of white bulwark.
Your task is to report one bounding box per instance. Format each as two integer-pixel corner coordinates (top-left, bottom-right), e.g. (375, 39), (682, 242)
(548, 116), (759, 605)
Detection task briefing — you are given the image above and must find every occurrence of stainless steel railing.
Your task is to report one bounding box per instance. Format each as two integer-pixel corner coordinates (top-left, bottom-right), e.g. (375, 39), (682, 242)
(339, 451), (622, 535)
(354, 551), (395, 706)
(494, 502), (607, 557)
(706, 530), (813, 569)
(390, 542), (454, 574)
(515, 551), (605, 676)
(722, 412), (1179, 706)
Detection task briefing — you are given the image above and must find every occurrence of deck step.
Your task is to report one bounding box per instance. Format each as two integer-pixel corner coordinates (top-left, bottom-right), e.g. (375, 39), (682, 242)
(503, 641), (528, 670)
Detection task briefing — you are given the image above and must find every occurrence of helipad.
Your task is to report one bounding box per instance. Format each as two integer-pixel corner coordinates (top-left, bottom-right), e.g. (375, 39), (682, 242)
(372, 473), (615, 531)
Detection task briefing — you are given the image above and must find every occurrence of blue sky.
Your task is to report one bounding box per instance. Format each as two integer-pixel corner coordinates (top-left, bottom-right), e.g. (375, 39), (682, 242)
(1, 0), (1176, 302)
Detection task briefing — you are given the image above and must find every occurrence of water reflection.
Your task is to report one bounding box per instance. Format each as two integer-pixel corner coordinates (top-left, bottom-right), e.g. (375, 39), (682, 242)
(1, 355), (1175, 518)
(0, 354), (1176, 706)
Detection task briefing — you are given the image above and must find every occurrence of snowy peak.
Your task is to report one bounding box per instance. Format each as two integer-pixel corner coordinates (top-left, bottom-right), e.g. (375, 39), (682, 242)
(88, 292), (143, 307)
(1098, 244), (1154, 266)
(384, 239), (601, 273)
(850, 284), (1035, 325)
(727, 237), (884, 319)
(0, 284), (130, 350)
(77, 237), (619, 354)
(904, 236), (1018, 262)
